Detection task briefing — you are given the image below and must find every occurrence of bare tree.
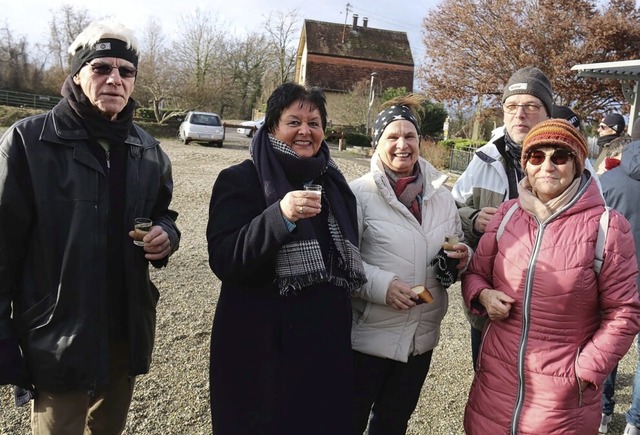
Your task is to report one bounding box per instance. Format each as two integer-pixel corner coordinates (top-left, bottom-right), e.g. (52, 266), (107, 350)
(225, 33), (271, 119)
(172, 9), (228, 111)
(0, 26), (43, 93)
(135, 18), (182, 123)
(329, 80), (377, 128)
(262, 9), (300, 87)
(48, 4), (92, 71)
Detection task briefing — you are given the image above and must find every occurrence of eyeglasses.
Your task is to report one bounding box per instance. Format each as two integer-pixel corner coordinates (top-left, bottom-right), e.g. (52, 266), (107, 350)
(526, 148), (574, 166)
(87, 62), (137, 78)
(597, 124), (610, 130)
(503, 103), (543, 114)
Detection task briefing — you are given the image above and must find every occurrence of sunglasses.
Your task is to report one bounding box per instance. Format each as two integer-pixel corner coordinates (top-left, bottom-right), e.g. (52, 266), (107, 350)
(526, 148), (574, 166)
(87, 62), (137, 78)
(597, 124), (610, 130)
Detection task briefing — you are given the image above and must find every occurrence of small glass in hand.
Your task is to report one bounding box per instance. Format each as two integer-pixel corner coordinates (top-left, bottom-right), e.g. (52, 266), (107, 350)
(304, 184), (322, 203)
(133, 218), (152, 246)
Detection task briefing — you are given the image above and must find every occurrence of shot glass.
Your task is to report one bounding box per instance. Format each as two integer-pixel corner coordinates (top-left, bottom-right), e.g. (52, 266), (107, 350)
(304, 184), (322, 203)
(443, 234), (459, 253)
(133, 217), (152, 246)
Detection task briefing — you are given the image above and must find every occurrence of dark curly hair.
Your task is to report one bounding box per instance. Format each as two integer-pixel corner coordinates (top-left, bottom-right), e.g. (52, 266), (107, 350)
(264, 83), (328, 134)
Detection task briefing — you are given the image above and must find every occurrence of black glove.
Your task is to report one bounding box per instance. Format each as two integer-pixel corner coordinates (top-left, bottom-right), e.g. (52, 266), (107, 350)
(429, 247), (459, 288)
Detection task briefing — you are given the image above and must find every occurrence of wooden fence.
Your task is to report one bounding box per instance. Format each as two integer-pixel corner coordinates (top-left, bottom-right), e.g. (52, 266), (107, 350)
(0, 89), (61, 110)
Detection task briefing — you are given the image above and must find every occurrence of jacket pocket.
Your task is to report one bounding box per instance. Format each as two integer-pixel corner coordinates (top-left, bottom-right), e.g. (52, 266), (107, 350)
(353, 299), (372, 326)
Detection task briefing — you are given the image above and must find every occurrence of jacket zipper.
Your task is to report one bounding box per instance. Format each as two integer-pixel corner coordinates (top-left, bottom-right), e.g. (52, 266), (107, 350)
(510, 221), (544, 435)
(105, 149), (110, 170)
(508, 178), (593, 433)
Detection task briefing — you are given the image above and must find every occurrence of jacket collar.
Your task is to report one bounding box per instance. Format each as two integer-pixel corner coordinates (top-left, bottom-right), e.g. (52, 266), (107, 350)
(40, 101), (159, 149)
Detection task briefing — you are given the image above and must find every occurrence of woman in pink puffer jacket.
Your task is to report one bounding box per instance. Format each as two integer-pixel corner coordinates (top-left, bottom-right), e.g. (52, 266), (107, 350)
(462, 119), (640, 434)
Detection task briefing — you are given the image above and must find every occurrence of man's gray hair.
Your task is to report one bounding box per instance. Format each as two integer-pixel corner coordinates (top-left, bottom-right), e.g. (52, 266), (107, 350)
(68, 19), (139, 56)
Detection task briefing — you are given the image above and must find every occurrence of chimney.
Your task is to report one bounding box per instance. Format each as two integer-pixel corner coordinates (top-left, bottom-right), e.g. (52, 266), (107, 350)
(363, 17), (368, 28)
(352, 14), (359, 30)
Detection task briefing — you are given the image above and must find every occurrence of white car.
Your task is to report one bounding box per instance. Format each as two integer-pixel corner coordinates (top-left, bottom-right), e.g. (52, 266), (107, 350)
(178, 111), (225, 147)
(236, 117), (265, 137)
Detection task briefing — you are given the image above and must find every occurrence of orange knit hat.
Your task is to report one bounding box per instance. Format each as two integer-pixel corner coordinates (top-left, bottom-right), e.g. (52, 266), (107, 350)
(521, 119), (588, 176)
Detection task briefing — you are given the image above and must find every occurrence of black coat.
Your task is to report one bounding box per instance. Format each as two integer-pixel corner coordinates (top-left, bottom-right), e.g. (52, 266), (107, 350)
(0, 101), (180, 392)
(207, 160), (353, 435)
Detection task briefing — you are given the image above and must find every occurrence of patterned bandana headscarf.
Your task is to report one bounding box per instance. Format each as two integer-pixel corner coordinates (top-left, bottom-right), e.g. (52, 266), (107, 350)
(372, 105), (421, 148)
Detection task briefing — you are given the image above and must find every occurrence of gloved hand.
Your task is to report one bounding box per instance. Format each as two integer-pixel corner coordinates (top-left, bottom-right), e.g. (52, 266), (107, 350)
(0, 336), (31, 390)
(429, 247), (460, 288)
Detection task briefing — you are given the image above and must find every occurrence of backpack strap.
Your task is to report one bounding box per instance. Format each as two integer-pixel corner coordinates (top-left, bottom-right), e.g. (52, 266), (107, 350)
(594, 206), (610, 276)
(496, 202), (520, 241)
(495, 203), (609, 276)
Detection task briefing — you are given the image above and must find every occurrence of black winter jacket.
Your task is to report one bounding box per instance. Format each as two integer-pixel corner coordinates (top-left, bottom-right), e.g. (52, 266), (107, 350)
(0, 100), (180, 392)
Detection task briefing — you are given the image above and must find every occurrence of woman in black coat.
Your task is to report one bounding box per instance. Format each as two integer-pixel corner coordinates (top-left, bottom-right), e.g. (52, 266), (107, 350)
(207, 83), (366, 435)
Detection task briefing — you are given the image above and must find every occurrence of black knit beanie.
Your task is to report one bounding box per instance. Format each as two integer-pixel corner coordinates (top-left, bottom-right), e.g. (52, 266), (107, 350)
(602, 113), (626, 136)
(552, 105), (581, 129)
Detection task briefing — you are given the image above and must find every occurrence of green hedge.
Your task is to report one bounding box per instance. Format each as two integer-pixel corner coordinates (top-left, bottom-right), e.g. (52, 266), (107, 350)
(439, 138), (485, 150)
(345, 132), (371, 148)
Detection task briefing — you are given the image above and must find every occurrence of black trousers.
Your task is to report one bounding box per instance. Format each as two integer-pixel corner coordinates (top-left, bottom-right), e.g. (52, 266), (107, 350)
(352, 349), (433, 435)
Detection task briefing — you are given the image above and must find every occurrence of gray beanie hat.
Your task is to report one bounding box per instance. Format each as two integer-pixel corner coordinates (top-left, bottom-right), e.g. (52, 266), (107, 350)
(502, 66), (553, 116)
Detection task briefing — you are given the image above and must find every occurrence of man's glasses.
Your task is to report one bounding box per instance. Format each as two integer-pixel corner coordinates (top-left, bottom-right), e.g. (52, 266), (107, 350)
(526, 148), (574, 166)
(597, 124), (610, 130)
(503, 103), (542, 114)
(87, 62), (137, 78)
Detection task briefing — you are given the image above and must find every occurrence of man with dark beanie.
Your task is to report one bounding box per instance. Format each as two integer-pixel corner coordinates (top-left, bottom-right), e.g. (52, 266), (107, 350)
(553, 104), (581, 129)
(0, 19), (180, 434)
(598, 113), (626, 149)
(595, 113), (628, 174)
(452, 66), (553, 369)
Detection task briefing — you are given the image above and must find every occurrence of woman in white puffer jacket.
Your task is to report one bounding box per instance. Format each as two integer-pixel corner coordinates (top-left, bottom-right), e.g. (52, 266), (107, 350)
(349, 95), (471, 435)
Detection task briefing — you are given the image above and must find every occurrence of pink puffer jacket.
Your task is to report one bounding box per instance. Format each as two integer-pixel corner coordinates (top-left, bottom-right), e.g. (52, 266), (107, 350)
(462, 178), (640, 435)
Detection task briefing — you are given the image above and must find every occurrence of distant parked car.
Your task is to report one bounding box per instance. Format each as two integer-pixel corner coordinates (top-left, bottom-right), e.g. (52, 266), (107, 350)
(178, 111), (225, 147)
(236, 116), (265, 137)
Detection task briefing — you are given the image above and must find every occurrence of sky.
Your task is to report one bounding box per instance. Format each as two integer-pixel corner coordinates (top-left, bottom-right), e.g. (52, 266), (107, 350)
(3, 0), (440, 65)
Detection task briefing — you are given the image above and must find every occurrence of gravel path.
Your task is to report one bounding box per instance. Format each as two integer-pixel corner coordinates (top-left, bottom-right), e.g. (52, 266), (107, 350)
(1, 136), (638, 434)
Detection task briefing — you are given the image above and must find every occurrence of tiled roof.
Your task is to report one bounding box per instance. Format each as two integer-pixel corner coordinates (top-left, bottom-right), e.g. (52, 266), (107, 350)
(303, 19), (413, 66)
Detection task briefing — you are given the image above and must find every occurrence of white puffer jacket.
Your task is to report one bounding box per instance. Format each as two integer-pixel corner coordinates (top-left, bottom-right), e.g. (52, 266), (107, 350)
(349, 154), (467, 362)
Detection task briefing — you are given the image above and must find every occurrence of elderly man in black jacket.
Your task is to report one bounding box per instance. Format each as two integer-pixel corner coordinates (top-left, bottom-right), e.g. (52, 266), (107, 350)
(0, 18), (180, 434)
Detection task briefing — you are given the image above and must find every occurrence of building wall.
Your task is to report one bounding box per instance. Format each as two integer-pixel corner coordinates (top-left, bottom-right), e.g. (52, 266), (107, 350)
(304, 54), (413, 93)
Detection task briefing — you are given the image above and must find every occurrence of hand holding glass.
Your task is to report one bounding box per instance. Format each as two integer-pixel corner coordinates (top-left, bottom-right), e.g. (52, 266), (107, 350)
(133, 218), (152, 246)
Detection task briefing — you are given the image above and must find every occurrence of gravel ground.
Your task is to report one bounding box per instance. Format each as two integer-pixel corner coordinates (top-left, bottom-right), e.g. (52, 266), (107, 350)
(1, 134), (638, 434)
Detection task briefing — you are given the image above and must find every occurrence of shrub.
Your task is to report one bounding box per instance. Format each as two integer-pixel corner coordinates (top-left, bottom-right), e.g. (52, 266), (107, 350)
(420, 138), (450, 170)
(0, 106), (46, 127)
(441, 138), (484, 151)
(136, 107), (156, 121)
(345, 132), (371, 148)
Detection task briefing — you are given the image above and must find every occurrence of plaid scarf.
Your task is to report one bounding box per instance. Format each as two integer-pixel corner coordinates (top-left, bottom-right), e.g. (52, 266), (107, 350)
(250, 128), (366, 295)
